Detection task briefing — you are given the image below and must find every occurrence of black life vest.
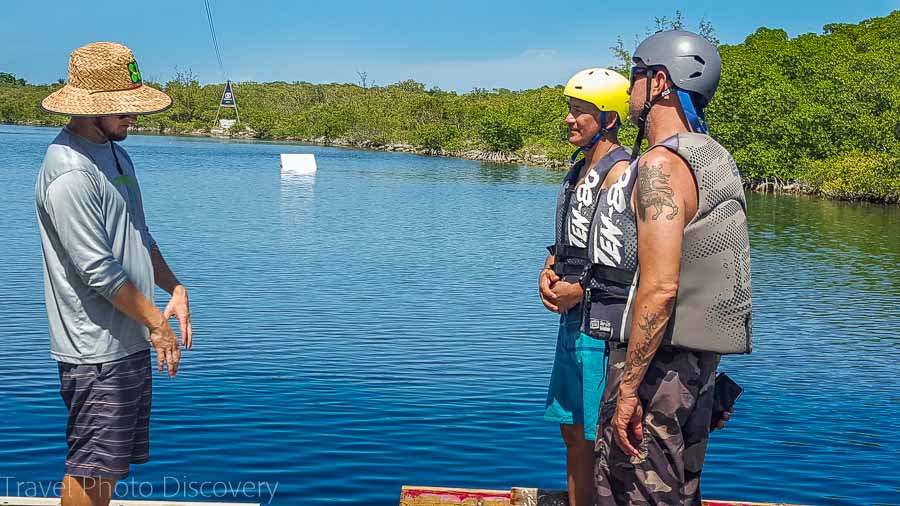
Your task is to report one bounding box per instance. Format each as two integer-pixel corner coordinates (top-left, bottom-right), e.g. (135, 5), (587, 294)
(550, 146), (632, 284)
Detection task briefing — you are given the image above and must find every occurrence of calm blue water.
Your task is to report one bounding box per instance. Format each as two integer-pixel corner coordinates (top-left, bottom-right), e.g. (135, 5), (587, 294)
(0, 125), (897, 506)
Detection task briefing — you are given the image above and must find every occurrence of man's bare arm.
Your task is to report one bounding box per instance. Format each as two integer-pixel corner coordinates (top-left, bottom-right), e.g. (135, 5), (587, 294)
(611, 150), (697, 456)
(150, 247), (189, 334)
(620, 151), (697, 397)
(110, 281), (164, 329)
(110, 281), (181, 378)
(150, 247), (193, 350)
(150, 247), (182, 295)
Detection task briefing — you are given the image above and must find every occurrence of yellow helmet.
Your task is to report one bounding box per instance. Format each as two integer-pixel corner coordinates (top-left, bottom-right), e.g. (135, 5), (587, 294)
(564, 68), (630, 123)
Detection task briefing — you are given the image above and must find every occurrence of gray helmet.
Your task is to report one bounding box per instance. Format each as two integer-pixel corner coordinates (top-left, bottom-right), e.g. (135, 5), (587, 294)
(632, 30), (721, 107)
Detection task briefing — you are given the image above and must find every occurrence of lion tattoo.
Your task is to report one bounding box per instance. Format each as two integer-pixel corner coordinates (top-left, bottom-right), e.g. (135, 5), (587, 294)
(637, 163), (679, 221)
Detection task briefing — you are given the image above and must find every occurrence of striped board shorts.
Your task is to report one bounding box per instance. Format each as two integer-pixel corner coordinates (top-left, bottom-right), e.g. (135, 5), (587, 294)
(57, 349), (152, 480)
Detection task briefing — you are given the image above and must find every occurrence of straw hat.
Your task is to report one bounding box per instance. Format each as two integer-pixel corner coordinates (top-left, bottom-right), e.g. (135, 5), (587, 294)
(41, 42), (172, 116)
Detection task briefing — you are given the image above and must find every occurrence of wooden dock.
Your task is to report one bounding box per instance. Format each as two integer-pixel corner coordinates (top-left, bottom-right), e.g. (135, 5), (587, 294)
(399, 486), (800, 506)
(0, 499), (258, 506)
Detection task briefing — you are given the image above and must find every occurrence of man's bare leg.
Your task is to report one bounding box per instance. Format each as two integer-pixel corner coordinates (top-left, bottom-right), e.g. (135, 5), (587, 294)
(561, 423), (594, 506)
(61, 475), (114, 506)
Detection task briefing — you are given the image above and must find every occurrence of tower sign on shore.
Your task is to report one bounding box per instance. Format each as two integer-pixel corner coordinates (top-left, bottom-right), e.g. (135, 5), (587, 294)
(214, 80), (240, 127)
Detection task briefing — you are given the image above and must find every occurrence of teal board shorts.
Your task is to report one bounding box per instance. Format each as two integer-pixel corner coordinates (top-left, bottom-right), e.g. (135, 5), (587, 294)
(543, 306), (608, 441)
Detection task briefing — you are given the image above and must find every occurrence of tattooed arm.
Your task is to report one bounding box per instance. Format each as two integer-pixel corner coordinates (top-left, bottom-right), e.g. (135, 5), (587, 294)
(612, 148), (698, 457)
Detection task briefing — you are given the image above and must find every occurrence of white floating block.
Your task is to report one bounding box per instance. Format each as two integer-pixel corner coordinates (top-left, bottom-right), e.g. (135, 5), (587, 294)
(280, 153), (317, 173)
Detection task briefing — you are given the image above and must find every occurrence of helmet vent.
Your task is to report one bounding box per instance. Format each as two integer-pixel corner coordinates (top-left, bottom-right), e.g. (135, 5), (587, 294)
(693, 55), (706, 65)
(575, 86), (583, 89)
(689, 72), (702, 78)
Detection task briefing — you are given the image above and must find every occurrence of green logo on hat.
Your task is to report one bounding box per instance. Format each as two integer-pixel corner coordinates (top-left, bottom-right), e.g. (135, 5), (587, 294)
(127, 61), (142, 84)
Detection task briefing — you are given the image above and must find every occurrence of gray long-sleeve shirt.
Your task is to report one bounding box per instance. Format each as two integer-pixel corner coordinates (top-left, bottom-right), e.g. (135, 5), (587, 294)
(35, 127), (156, 364)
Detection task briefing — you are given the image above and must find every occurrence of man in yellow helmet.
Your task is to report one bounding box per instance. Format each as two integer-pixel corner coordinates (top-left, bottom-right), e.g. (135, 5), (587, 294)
(538, 68), (631, 506)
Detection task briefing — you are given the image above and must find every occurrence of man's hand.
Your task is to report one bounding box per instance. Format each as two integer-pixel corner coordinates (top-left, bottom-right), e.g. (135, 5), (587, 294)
(551, 280), (583, 314)
(613, 392), (644, 458)
(712, 406), (734, 432)
(164, 285), (192, 350)
(149, 318), (181, 378)
(539, 267), (560, 313)
(109, 280), (186, 379)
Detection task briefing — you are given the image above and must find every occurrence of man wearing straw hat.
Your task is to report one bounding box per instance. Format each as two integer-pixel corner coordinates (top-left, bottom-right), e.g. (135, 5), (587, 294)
(35, 42), (192, 506)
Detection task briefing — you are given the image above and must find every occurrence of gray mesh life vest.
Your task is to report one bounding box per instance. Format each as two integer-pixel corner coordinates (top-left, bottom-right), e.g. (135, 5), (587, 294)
(581, 133), (752, 355)
(551, 146), (632, 284)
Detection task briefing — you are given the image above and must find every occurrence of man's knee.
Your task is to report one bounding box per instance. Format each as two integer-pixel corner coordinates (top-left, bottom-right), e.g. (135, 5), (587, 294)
(62, 475), (116, 506)
(560, 424), (591, 448)
(82, 476), (115, 496)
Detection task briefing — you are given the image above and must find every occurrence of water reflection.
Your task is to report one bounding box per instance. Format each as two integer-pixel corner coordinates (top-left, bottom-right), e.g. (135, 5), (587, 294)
(279, 171), (316, 222)
(747, 193), (900, 291)
(478, 163), (521, 183)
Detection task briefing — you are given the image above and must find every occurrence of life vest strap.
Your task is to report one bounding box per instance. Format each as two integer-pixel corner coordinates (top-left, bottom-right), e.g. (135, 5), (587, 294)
(585, 286), (630, 302)
(552, 261), (589, 278)
(554, 244), (587, 259)
(583, 264), (636, 287)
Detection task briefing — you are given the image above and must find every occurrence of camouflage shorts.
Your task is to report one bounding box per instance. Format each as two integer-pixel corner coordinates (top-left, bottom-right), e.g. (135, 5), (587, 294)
(594, 344), (719, 506)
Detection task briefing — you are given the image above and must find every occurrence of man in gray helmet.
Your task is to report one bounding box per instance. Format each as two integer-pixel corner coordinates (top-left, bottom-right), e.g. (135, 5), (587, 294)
(592, 30), (751, 505)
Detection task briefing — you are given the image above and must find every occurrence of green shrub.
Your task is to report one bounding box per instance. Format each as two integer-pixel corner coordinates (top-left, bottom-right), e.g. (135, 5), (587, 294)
(801, 151), (900, 200)
(411, 123), (457, 151)
(477, 116), (523, 152)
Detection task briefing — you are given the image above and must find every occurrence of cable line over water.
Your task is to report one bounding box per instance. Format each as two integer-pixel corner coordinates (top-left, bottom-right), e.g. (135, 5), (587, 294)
(203, 0), (240, 124)
(203, 0), (226, 78)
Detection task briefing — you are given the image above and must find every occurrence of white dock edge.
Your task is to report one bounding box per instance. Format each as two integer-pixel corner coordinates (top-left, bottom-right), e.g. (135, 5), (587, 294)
(0, 498), (259, 506)
(280, 153), (317, 174)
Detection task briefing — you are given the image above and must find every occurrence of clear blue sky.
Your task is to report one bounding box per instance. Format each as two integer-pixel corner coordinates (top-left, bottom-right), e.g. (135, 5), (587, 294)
(1, 0), (896, 91)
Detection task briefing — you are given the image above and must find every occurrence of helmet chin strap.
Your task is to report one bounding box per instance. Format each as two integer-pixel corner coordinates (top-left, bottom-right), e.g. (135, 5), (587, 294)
(570, 111), (608, 164)
(630, 68), (673, 162)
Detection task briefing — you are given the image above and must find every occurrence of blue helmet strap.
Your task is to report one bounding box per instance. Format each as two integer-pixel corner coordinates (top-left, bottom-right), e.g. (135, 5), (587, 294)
(569, 111), (608, 164)
(677, 89), (708, 134)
